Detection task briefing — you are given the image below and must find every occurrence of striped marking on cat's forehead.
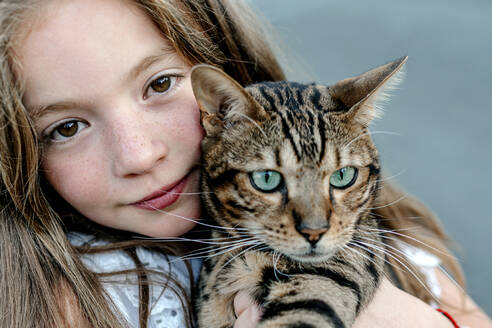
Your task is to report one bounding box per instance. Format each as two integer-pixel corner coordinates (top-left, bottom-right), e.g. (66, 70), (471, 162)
(238, 149), (281, 172)
(247, 81), (347, 113)
(276, 140), (339, 174)
(246, 82), (335, 165)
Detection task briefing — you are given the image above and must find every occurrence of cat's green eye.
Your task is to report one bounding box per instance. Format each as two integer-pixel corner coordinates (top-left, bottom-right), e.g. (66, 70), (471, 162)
(330, 167), (358, 189)
(249, 171), (283, 192)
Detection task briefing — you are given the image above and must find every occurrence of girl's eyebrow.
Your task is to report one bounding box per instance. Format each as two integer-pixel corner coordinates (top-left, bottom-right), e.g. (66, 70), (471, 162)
(29, 46), (178, 118)
(125, 46), (177, 83)
(30, 101), (80, 119)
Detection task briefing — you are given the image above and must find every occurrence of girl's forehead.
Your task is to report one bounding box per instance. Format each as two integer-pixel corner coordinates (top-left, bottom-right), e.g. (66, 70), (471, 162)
(16, 0), (180, 112)
(16, 0), (159, 63)
(17, 0), (137, 43)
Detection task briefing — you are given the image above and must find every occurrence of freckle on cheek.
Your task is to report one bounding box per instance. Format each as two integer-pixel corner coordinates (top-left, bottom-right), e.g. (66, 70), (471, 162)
(47, 159), (107, 205)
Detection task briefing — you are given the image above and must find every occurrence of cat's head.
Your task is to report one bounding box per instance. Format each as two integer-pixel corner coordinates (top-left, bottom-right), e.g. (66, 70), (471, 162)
(191, 57), (406, 263)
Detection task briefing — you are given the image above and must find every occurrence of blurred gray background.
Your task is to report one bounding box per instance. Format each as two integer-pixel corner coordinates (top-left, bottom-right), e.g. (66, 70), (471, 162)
(250, 0), (492, 314)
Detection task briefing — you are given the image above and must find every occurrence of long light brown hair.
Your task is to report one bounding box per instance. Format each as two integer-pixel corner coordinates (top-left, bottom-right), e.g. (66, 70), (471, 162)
(0, 0), (462, 327)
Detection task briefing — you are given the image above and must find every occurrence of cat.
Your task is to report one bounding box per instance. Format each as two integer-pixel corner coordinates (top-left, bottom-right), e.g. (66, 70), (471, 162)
(190, 56), (407, 328)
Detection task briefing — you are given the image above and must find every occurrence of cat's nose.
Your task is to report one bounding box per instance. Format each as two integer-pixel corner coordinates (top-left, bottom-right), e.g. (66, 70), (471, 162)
(298, 227), (328, 245)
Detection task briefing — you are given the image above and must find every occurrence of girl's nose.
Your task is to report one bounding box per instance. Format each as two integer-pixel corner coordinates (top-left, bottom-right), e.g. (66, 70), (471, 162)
(109, 120), (168, 177)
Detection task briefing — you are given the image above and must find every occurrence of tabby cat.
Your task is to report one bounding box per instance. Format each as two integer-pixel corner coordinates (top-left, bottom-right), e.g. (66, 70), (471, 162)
(191, 57), (407, 328)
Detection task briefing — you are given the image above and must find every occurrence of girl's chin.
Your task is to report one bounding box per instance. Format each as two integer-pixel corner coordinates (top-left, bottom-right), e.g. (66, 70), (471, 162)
(139, 208), (201, 238)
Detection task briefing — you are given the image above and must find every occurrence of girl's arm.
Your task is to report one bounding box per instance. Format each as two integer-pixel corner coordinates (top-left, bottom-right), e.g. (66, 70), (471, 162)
(353, 277), (456, 328)
(233, 276), (492, 328)
(434, 269), (492, 327)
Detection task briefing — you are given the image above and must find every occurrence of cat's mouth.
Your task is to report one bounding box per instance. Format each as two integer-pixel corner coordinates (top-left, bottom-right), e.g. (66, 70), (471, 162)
(263, 235), (345, 264)
(284, 247), (337, 264)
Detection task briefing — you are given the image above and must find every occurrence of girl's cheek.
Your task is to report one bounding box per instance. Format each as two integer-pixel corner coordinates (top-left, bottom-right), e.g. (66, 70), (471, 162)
(174, 98), (205, 155)
(42, 151), (109, 211)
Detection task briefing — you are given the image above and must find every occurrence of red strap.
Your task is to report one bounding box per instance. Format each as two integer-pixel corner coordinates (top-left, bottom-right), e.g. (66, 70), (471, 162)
(436, 309), (460, 328)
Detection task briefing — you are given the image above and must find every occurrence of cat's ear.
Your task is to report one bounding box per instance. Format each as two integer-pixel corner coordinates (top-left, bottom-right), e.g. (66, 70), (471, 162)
(329, 56), (407, 126)
(191, 65), (268, 136)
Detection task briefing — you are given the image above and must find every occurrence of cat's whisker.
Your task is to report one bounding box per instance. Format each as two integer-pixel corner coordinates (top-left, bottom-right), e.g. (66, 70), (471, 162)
(182, 245), (223, 257)
(437, 265), (466, 294)
(244, 229), (270, 242)
(362, 193), (408, 210)
(271, 250), (292, 280)
(370, 185), (387, 193)
(232, 222), (252, 233)
(347, 241), (394, 270)
(366, 211), (424, 221)
(208, 239), (261, 258)
(356, 235), (415, 261)
(342, 130), (401, 150)
(340, 244), (372, 264)
(177, 242), (251, 260)
(340, 245), (397, 281)
(360, 227), (455, 259)
(353, 240), (440, 303)
(364, 212), (427, 225)
(366, 215), (426, 223)
(219, 242), (264, 271)
(179, 237), (258, 256)
(340, 245), (396, 285)
(273, 251), (281, 281)
(177, 239), (260, 262)
(358, 225), (420, 234)
(135, 236), (255, 245)
(362, 241), (427, 279)
(171, 254), (210, 262)
(346, 241), (407, 285)
(202, 234), (253, 241)
(160, 191), (215, 195)
(147, 206), (249, 231)
(255, 245), (271, 253)
(154, 241), (242, 257)
(374, 169), (407, 183)
(348, 240), (407, 276)
(384, 234), (457, 260)
(173, 254), (214, 262)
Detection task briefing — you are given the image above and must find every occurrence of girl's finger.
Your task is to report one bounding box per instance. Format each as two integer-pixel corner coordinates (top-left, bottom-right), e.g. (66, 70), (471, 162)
(234, 290), (256, 317)
(233, 305), (262, 328)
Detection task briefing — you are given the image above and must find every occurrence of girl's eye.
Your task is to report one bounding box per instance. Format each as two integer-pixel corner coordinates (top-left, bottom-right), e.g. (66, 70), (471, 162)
(329, 167), (358, 189)
(144, 75), (177, 98)
(249, 171), (283, 192)
(47, 120), (89, 141)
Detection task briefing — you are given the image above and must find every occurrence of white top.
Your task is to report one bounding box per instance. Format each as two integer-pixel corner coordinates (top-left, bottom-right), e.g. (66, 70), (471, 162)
(69, 232), (444, 328)
(68, 232), (201, 328)
(398, 241), (442, 307)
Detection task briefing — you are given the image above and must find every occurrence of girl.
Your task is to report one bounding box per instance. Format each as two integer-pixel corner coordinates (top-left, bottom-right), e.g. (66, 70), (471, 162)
(0, 0), (489, 327)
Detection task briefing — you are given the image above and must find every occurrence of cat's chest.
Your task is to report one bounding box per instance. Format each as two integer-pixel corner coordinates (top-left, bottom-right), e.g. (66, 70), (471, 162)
(201, 248), (362, 302)
(202, 250), (274, 299)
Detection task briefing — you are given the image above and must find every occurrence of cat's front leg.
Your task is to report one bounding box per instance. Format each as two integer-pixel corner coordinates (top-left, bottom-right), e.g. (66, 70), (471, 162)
(196, 289), (236, 328)
(256, 247), (384, 328)
(195, 259), (237, 328)
(196, 251), (275, 327)
(257, 274), (360, 328)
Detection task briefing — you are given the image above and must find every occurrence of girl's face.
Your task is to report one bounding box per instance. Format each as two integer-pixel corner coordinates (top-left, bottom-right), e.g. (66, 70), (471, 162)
(18, 0), (203, 237)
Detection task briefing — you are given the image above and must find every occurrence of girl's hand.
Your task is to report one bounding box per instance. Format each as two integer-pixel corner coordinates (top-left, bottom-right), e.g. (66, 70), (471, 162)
(233, 290), (262, 328)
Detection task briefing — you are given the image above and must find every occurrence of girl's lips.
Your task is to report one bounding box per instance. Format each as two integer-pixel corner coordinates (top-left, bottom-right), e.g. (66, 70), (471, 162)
(132, 174), (189, 211)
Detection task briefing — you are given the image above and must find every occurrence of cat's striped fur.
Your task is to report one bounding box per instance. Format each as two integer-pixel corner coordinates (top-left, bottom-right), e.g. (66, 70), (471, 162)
(191, 57), (407, 328)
